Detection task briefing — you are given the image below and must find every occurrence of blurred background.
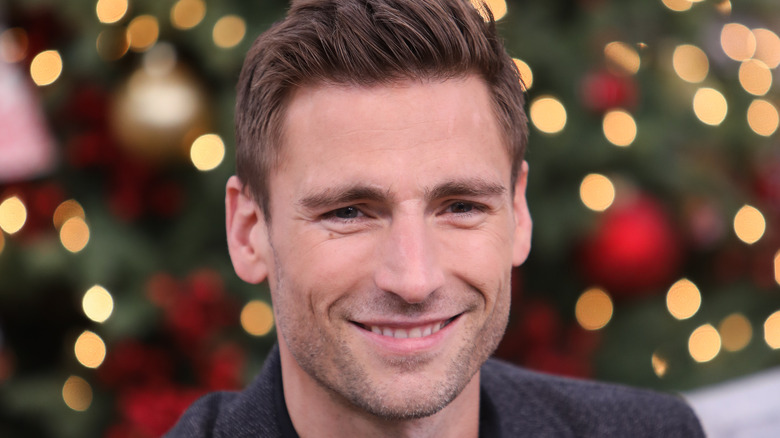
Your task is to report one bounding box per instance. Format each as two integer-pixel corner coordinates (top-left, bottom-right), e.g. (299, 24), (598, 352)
(0, 0), (778, 436)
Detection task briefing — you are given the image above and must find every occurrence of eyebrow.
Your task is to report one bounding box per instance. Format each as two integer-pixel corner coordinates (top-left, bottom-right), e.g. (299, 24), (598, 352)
(424, 178), (507, 201)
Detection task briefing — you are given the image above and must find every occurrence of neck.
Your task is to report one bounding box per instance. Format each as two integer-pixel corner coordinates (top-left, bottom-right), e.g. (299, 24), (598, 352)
(278, 340), (481, 438)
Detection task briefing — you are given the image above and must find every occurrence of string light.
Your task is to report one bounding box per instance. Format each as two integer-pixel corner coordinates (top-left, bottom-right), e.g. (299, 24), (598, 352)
(651, 351), (669, 378)
(60, 217), (90, 253)
(512, 58), (533, 90)
(529, 96), (567, 134)
(0, 27), (28, 63)
(752, 28), (780, 69)
(738, 59), (772, 96)
(661, 0), (692, 12)
(672, 44), (709, 83)
(74, 330), (106, 368)
(82, 285), (114, 323)
(171, 0), (206, 30)
(30, 50), (63, 86)
(580, 173), (615, 212)
(575, 288), (613, 331)
(96, 0), (128, 24)
(127, 15), (160, 52)
(0, 196), (27, 234)
(719, 313), (752, 352)
(602, 109), (637, 147)
(213, 15), (247, 49)
(666, 278), (701, 320)
(747, 99), (779, 137)
(604, 41), (640, 76)
(241, 300), (275, 336)
(688, 324), (721, 363)
(190, 133), (225, 171)
(693, 87), (727, 126)
(733, 204), (765, 244)
(765, 311), (780, 349)
(721, 23), (756, 62)
(62, 376), (92, 411)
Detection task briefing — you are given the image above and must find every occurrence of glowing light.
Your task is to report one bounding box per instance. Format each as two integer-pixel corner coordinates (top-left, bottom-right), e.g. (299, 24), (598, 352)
(512, 58), (533, 90)
(719, 313), (752, 352)
(0, 232), (4, 255)
(672, 44), (709, 83)
(30, 50), (63, 86)
(661, 0), (692, 12)
(171, 0), (206, 30)
(575, 288), (613, 331)
(747, 99), (779, 137)
(213, 15), (246, 49)
(604, 41), (640, 76)
(0, 28), (28, 63)
(60, 217), (90, 253)
(775, 250), (780, 286)
(652, 352), (668, 378)
(580, 174), (615, 212)
(753, 28), (780, 69)
(602, 109), (637, 147)
(693, 87), (727, 126)
(689, 324), (721, 363)
(190, 133), (225, 171)
(96, 0), (128, 24)
(721, 23), (756, 62)
(127, 15), (159, 52)
(471, 0), (507, 21)
(529, 96), (567, 134)
(96, 28), (129, 61)
(82, 285), (114, 323)
(0, 196), (27, 234)
(74, 331), (106, 368)
(733, 205), (765, 244)
(53, 200), (86, 230)
(62, 376), (92, 411)
(739, 59), (772, 96)
(241, 300), (275, 337)
(666, 278), (701, 320)
(715, 0), (732, 15)
(765, 311), (780, 349)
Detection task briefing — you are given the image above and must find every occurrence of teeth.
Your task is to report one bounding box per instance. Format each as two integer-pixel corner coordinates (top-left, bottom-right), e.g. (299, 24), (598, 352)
(368, 320), (448, 339)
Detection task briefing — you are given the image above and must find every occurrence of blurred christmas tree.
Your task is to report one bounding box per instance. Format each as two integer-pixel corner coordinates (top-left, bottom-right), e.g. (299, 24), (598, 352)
(0, 0), (778, 436)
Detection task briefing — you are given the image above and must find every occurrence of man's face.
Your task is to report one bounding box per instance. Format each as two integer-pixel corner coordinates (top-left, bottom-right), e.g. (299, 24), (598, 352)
(258, 76), (531, 419)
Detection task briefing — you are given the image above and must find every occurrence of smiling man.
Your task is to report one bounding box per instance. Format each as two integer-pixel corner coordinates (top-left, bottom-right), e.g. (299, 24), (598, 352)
(166, 0), (704, 437)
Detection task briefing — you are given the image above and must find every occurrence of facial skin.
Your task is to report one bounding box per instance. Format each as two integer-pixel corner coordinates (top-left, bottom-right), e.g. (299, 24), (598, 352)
(226, 75), (532, 437)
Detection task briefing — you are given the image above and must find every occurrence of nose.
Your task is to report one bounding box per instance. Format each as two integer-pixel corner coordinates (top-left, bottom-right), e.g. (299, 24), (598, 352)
(373, 212), (445, 303)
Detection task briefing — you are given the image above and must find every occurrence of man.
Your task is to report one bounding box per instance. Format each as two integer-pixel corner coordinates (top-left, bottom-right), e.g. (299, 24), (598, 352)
(167, 0), (705, 436)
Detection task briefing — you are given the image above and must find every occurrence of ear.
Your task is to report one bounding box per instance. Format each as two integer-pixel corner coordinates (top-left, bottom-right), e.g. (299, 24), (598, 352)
(511, 161), (532, 266)
(226, 175), (271, 284)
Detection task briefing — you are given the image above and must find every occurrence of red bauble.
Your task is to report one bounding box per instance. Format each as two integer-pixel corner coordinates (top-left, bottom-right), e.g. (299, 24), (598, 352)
(580, 196), (683, 297)
(580, 70), (638, 113)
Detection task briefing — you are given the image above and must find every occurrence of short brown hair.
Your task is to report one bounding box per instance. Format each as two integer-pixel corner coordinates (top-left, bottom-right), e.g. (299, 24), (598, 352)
(235, 0), (527, 216)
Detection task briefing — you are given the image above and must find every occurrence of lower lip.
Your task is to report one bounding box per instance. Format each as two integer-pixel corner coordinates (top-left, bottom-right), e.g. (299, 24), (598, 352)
(353, 316), (460, 356)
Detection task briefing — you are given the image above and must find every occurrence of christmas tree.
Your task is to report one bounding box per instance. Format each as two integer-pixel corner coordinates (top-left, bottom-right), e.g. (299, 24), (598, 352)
(0, 0), (778, 436)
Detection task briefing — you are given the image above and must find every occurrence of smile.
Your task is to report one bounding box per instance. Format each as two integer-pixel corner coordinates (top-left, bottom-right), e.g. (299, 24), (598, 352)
(352, 315), (459, 339)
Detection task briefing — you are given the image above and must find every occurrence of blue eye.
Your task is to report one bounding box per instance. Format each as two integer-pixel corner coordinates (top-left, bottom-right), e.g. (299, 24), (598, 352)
(333, 206), (360, 219)
(449, 202), (474, 213)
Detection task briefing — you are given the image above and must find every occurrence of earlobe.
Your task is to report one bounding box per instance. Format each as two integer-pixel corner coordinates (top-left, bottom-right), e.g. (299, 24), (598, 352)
(512, 161), (532, 266)
(225, 175), (271, 284)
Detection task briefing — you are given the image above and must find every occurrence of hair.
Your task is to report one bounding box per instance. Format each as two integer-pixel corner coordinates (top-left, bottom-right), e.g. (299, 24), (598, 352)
(235, 0), (528, 217)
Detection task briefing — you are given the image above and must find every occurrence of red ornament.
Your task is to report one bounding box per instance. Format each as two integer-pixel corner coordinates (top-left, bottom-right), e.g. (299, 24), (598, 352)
(580, 196), (683, 297)
(580, 70), (638, 113)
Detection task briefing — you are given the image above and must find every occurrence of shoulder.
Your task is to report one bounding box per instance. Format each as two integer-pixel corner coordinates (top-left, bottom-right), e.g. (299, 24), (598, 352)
(480, 358), (704, 437)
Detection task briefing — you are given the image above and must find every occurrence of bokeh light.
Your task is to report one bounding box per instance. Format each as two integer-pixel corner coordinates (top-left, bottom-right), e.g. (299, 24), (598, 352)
(82, 285), (114, 323)
(652, 352), (669, 378)
(0, 196), (27, 234)
(96, 28), (129, 61)
(190, 133), (225, 171)
(0, 27), (29, 63)
(666, 278), (701, 320)
(602, 109), (637, 147)
(60, 217), (90, 253)
(53, 200), (86, 230)
(733, 204), (765, 244)
(96, 0), (128, 24)
(575, 288), (613, 331)
(470, 0), (507, 21)
(241, 300), (275, 337)
(746, 99), (779, 137)
(693, 87), (727, 126)
(672, 44), (709, 83)
(0, 232), (5, 255)
(775, 250), (780, 286)
(580, 173), (615, 212)
(604, 41), (640, 76)
(62, 376), (92, 411)
(719, 313), (752, 352)
(74, 331), (106, 369)
(529, 96), (567, 134)
(753, 28), (780, 69)
(721, 23), (756, 61)
(512, 58), (533, 90)
(689, 324), (721, 363)
(213, 15), (246, 49)
(30, 50), (63, 86)
(171, 0), (206, 30)
(765, 311), (780, 349)
(715, 0), (732, 15)
(738, 59), (772, 96)
(127, 15), (160, 52)
(662, 0), (692, 12)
